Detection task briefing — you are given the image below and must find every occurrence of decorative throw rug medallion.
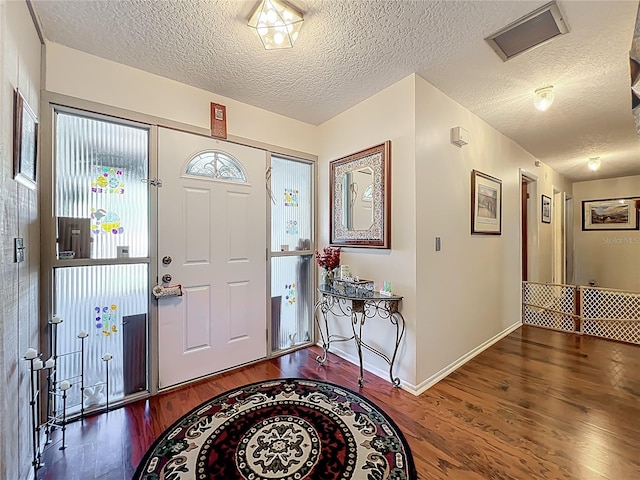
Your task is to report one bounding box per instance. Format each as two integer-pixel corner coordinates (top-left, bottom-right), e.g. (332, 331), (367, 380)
(134, 378), (416, 480)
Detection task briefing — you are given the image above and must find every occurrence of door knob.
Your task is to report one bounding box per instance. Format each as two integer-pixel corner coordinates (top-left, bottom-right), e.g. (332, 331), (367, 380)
(162, 274), (172, 283)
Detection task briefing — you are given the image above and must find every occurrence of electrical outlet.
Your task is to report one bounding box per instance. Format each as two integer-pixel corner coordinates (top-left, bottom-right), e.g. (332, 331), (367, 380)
(15, 238), (25, 263)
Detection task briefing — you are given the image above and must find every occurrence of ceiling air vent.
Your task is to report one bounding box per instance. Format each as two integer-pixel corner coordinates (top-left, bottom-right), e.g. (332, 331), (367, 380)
(485, 1), (569, 62)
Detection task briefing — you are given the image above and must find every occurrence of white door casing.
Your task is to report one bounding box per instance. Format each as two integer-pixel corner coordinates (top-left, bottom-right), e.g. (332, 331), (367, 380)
(157, 128), (267, 388)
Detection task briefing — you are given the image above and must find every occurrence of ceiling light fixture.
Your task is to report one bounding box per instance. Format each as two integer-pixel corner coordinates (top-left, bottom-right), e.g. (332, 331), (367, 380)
(248, 0), (303, 50)
(588, 157), (601, 171)
(533, 86), (555, 111)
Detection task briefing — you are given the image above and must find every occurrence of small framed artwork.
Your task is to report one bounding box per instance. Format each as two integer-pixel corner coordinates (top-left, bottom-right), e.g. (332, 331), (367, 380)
(541, 195), (551, 223)
(210, 102), (227, 139)
(13, 89), (38, 190)
(582, 197), (640, 231)
(471, 169), (502, 235)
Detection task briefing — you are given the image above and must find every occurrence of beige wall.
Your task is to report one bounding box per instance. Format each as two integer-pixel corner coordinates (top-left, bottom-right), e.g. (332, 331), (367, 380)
(414, 75), (570, 387)
(0, 0), (42, 478)
(573, 175), (640, 291)
(318, 76), (418, 385)
(319, 74), (572, 390)
(45, 42), (319, 155)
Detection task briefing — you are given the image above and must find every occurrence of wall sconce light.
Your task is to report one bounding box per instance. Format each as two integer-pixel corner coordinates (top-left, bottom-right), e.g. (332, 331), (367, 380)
(533, 86), (554, 111)
(588, 157), (601, 171)
(248, 0), (304, 50)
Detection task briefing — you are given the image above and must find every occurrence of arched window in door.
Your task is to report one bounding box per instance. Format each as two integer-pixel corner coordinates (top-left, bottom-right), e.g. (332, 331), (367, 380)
(184, 150), (247, 182)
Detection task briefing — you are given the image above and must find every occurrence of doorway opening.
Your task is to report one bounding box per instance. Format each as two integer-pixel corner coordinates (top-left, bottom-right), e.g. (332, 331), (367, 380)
(552, 187), (566, 284)
(521, 172), (537, 281)
(565, 195), (574, 284)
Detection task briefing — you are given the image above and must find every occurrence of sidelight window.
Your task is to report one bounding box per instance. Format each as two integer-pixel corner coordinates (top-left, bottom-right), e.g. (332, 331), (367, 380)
(269, 155), (314, 352)
(51, 110), (150, 414)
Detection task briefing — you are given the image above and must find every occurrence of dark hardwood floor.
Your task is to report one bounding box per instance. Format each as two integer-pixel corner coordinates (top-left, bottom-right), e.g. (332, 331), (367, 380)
(37, 325), (640, 479)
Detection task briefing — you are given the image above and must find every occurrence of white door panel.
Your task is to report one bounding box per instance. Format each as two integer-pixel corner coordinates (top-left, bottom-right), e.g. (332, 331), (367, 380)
(184, 188), (211, 263)
(157, 128), (267, 388)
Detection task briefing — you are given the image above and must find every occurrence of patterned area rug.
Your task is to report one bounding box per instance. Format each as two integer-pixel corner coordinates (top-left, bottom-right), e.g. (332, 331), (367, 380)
(134, 378), (416, 479)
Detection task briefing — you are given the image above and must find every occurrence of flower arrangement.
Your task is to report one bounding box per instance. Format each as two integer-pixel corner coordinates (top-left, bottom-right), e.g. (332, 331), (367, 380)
(315, 246), (340, 271)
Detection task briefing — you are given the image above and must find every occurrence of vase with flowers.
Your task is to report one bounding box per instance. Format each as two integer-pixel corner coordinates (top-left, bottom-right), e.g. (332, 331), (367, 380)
(315, 246), (341, 287)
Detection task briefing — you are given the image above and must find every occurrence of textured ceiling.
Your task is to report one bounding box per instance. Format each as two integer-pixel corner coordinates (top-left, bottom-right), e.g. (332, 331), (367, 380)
(31, 0), (640, 182)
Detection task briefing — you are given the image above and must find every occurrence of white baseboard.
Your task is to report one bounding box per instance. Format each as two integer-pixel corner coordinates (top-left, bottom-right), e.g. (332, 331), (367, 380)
(413, 321), (522, 396)
(321, 345), (418, 394)
(317, 321), (521, 396)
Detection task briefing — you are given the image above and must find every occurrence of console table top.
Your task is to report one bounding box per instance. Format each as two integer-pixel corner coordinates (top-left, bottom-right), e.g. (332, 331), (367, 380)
(317, 284), (403, 301)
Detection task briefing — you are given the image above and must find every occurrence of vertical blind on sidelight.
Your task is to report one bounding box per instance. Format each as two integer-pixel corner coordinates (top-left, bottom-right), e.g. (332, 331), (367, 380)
(54, 264), (148, 412)
(55, 112), (149, 259)
(270, 156), (312, 253)
(52, 111), (151, 413)
(270, 255), (313, 351)
(270, 156), (314, 352)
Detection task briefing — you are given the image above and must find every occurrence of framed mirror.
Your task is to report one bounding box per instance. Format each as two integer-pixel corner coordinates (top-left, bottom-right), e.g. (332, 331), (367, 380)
(330, 141), (391, 248)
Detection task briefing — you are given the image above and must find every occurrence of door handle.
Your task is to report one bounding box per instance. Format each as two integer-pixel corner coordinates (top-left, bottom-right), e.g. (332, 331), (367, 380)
(162, 274), (172, 283)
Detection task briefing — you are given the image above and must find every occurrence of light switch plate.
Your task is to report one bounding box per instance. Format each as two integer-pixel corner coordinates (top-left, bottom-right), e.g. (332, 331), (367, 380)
(15, 238), (25, 263)
(435, 236), (441, 251)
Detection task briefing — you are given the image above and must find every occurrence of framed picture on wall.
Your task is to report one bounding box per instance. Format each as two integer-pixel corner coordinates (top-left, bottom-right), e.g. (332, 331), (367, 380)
(582, 197), (640, 231)
(541, 195), (551, 223)
(210, 102), (227, 139)
(471, 169), (502, 235)
(13, 89), (38, 190)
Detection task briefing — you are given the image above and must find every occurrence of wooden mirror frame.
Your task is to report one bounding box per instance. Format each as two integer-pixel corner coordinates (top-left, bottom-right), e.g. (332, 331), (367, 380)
(329, 141), (391, 249)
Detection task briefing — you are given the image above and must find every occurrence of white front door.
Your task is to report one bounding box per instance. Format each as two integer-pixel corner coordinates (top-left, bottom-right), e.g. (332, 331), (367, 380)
(157, 128), (267, 388)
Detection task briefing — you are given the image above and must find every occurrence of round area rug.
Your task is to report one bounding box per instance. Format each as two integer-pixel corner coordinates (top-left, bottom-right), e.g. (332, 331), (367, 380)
(134, 378), (416, 480)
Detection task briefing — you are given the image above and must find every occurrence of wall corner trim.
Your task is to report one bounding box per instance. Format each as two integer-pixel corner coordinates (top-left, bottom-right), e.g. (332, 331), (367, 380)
(413, 322), (522, 396)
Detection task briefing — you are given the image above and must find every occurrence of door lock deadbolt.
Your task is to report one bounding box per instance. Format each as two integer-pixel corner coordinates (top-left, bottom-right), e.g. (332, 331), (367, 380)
(162, 274), (172, 283)
(162, 256), (172, 265)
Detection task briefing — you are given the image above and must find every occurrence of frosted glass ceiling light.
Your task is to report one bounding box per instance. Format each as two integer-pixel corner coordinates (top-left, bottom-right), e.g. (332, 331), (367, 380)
(588, 157), (601, 171)
(533, 86), (554, 111)
(248, 0), (303, 50)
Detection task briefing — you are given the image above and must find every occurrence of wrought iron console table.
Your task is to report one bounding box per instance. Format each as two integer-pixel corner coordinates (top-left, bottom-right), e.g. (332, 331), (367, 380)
(314, 284), (405, 387)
